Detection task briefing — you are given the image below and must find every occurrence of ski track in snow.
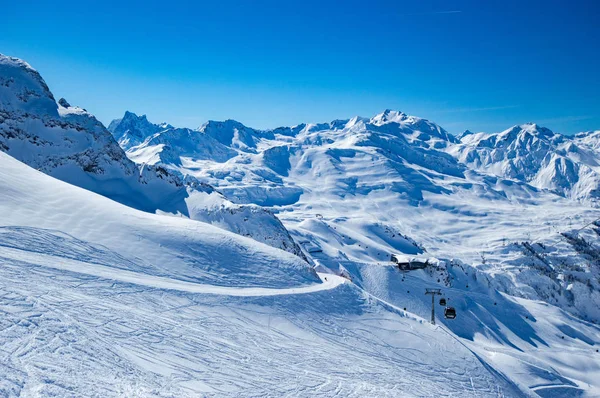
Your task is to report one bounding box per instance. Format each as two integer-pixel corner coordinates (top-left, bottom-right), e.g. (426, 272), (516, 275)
(0, 248), (506, 397)
(0, 246), (344, 297)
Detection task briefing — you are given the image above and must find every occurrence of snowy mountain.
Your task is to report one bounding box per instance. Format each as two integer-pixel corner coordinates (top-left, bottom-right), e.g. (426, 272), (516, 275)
(107, 110), (172, 150)
(574, 130), (600, 153)
(0, 54), (303, 257)
(451, 123), (600, 201)
(0, 55), (185, 214)
(3, 53), (600, 396)
(110, 109), (465, 206)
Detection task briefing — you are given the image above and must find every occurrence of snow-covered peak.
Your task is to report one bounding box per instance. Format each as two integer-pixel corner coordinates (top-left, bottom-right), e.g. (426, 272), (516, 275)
(369, 109), (409, 125)
(0, 54), (58, 116)
(574, 130), (600, 152)
(366, 110), (458, 144)
(270, 123), (307, 137)
(575, 130), (600, 139)
(450, 122), (600, 201)
(268, 118), (367, 137)
(0, 55), (305, 257)
(0, 56), (190, 213)
(109, 111), (173, 135)
(108, 111), (169, 150)
(198, 119), (274, 150)
(199, 118), (249, 134)
(128, 126), (237, 165)
(58, 97), (71, 108)
(499, 123), (558, 141)
(457, 129), (475, 140)
(110, 110), (149, 128)
(460, 123), (560, 147)
(57, 97), (93, 119)
(268, 110), (457, 144)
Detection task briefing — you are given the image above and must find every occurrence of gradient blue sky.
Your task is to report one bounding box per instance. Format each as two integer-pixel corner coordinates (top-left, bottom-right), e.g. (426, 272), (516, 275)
(2, 0), (599, 134)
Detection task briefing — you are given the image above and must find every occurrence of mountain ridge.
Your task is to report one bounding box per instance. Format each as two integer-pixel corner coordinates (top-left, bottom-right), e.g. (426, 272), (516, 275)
(0, 54), (305, 258)
(109, 108), (600, 203)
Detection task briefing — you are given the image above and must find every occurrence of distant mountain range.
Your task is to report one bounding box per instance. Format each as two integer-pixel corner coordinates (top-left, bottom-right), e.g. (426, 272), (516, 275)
(109, 108), (600, 205)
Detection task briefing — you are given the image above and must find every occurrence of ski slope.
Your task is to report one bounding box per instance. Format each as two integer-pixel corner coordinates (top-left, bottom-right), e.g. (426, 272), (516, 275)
(0, 151), (514, 396)
(0, 149), (316, 289)
(0, 244), (343, 297)
(341, 260), (600, 397)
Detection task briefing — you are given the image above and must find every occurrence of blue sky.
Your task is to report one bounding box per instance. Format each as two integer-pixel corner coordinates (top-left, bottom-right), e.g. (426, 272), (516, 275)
(2, 0), (599, 134)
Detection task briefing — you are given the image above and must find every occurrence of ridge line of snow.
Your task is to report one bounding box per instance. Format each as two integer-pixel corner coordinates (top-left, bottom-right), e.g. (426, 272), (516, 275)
(0, 246), (343, 296)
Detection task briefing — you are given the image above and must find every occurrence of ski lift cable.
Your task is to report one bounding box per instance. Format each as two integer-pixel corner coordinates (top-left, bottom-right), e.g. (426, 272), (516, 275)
(512, 214), (600, 249)
(573, 216), (600, 235)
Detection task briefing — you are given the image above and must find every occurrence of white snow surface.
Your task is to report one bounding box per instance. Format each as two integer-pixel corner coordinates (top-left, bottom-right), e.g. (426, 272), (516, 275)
(0, 151), (519, 397)
(2, 53), (600, 396)
(451, 123), (600, 201)
(112, 107), (600, 325)
(108, 106), (600, 396)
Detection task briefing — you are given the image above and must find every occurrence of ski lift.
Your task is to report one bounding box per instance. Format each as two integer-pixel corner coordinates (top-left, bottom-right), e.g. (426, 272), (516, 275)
(439, 298), (447, 306)
(444, 307), (456, 319)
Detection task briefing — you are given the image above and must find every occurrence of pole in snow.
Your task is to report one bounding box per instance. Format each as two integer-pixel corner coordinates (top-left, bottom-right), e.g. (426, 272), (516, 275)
(425, 288), (442, 325)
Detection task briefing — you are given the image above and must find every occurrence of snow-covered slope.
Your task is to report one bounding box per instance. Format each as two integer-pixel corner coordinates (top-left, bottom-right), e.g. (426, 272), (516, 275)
(3, 53), (600, 396)
(574, 130), (600, 156)
(0, 54), (303, 257)
(0, 56), (186, 212)
(113, 109), (600, 329)
(0, 55), (193, 214)
(342, 256), (600, 397)
(0, 150), (522, 397)
(3, 150), (600, 396)
(0, 151), (315, 288)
